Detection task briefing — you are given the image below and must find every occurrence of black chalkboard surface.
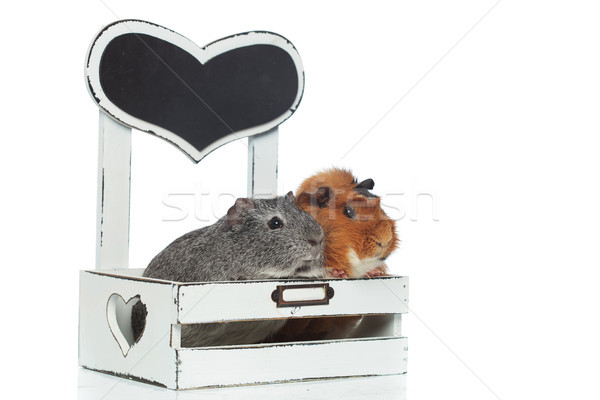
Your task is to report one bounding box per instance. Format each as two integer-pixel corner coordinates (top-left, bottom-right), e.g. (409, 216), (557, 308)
(86, 20), (304, 162)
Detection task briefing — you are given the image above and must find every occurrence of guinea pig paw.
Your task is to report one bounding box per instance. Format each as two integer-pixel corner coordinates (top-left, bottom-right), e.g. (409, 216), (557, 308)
(364, 266), (388, 278)
(327, 268), (349, 279)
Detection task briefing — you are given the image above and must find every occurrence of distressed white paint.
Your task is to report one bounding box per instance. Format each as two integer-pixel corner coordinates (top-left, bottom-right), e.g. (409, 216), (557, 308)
(170, 324), (181, 349)
(96, 111), (131, 270)
(79, 269), (408, 390)
(177, 276), (409, 324)
(78, 367), (408, 399)
(247, 127), (278, 198)
(86, 21), (303, 163)
(176, 337), (407, 390)
(79, 271), (179, 388)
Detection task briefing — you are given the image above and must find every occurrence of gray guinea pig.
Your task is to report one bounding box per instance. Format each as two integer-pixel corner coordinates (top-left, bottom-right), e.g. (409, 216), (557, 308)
(132, 192), (325, 347)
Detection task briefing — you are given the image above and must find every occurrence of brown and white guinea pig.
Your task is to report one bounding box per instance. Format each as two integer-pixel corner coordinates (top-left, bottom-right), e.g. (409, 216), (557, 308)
(295, 168), (399, 278)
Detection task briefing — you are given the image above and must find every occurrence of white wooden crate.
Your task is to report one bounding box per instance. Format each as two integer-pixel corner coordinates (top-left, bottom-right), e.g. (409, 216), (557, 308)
(79, 269), (408, 389)
(79, 20), (409, 390)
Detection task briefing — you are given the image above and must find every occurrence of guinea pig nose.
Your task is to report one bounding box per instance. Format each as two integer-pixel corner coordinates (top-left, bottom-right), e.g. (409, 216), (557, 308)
(308, 237), (323, 247)
(308, 232), (325, 248)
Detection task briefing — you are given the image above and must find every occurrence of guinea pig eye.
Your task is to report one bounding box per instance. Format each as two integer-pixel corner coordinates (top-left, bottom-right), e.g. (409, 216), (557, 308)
(268, 217), (284, 230)
(343, 206), (356, 219)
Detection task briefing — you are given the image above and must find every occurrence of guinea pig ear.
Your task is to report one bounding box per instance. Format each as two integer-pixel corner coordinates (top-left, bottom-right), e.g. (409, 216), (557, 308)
(285, 191), (295, 202)
(297, 186), (331, 209)
(356, 178), (375, 190)
(315, 186), (332, 207)
(226, 198), (256, 226)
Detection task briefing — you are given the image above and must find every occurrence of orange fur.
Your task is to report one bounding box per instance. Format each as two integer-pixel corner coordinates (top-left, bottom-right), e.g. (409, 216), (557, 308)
(269, 169), (399, 344)
(296, 168), (399, 278)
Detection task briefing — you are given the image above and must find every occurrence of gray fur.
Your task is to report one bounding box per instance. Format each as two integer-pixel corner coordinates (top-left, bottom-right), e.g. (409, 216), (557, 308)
(133, 194), (325, 347)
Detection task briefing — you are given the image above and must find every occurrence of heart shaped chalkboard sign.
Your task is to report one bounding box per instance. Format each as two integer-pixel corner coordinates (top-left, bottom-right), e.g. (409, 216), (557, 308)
(86, 20), (304, 162)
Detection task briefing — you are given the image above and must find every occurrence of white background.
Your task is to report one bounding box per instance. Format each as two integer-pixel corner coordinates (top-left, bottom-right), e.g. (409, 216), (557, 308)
(2, 0), (599, 399)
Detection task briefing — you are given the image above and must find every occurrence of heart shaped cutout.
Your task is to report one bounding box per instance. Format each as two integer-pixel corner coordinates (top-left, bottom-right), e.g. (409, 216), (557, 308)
(86, 20), (304, 162)
(106, 294), (145, 357)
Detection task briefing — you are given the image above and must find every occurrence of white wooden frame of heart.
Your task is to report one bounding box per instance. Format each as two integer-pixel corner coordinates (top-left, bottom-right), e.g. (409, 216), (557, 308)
(86, 20), (304, 164)
(88, 20), (301, 270)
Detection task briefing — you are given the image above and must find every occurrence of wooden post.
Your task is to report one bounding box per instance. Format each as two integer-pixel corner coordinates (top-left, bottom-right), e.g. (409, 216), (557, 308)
(394, 314), (403, 337)
(247, 127), (279, 199)
(96, 111), (132, 270)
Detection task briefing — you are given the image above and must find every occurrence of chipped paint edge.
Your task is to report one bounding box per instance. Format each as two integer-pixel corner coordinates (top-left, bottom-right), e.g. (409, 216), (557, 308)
(179, 372), (407, 391)
(81, 365), (168, 389)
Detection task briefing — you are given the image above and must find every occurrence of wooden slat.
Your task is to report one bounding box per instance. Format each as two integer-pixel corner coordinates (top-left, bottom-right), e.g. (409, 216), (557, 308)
(176, 337), (408, 389)
(247, 127), (278, 198)
(95, 112), (132, 269)
(177, 277), (409, 324)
